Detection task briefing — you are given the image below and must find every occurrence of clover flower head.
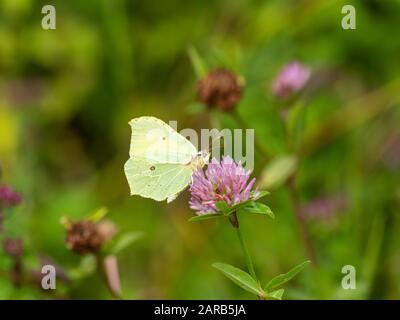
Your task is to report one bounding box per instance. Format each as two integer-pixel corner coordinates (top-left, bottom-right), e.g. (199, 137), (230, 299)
(3, 238), (23, 258)
(0, 185), (22, 207)
(272, 61), (311, 99)
(189, 156), (259, 215)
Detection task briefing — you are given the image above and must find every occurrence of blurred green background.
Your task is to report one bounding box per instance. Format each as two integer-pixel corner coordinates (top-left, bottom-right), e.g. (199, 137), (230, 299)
(0, 0), (400, 299)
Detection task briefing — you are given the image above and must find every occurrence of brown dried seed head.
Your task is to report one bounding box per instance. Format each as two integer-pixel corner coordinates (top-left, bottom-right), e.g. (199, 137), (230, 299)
(65, 220), (105, 255)
(197, 68), (243, 112)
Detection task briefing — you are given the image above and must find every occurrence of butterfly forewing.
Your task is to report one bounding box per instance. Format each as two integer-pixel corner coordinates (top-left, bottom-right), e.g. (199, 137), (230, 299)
(129, 117), (197, 164)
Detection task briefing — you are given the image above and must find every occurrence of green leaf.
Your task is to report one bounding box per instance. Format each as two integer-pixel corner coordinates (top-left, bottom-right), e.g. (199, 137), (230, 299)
(265, 260), (310, 291)
(268, 289), (285, 300)
(240, 202), (274, 219)
(228, 199), (253, 213)
(215, 201), (230, 214)
(223, 192), (271, 215)
(189, 213), (224, 222)
(87, 207), (108, 223)
(187, 45), (208, 79)
(260, 155), (297, 189)
(214, 197), (272, 217)
(105, 232), (143, 255)
(212, 262), (264, 296)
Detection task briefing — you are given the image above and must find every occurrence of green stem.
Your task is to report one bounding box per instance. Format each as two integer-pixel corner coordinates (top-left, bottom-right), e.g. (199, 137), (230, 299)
(229, 213), (258, 281)
(282, 102), (317, 266)
(237, 227), (258, 281)
(287, 175), (317, 265)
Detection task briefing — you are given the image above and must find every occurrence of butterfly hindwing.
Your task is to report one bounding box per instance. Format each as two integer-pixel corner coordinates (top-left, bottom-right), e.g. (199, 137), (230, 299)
(124, 157), (194, 202)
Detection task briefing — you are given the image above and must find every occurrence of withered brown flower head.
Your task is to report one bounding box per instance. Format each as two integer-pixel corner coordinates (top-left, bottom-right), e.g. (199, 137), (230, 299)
(65, 220), (105, 255)
(197, 68), (243, 112)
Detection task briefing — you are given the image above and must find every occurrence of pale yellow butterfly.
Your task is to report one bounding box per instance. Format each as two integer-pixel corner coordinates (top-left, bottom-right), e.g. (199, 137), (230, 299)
(124, 117), (210, 202)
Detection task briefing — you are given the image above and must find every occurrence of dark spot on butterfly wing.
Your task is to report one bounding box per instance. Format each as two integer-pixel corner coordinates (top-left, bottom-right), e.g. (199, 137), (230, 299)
(150, 166), (156, 171)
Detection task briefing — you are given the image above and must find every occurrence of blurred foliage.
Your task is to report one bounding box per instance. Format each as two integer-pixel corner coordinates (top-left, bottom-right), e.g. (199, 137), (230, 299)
(0, 0), (400, 299)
